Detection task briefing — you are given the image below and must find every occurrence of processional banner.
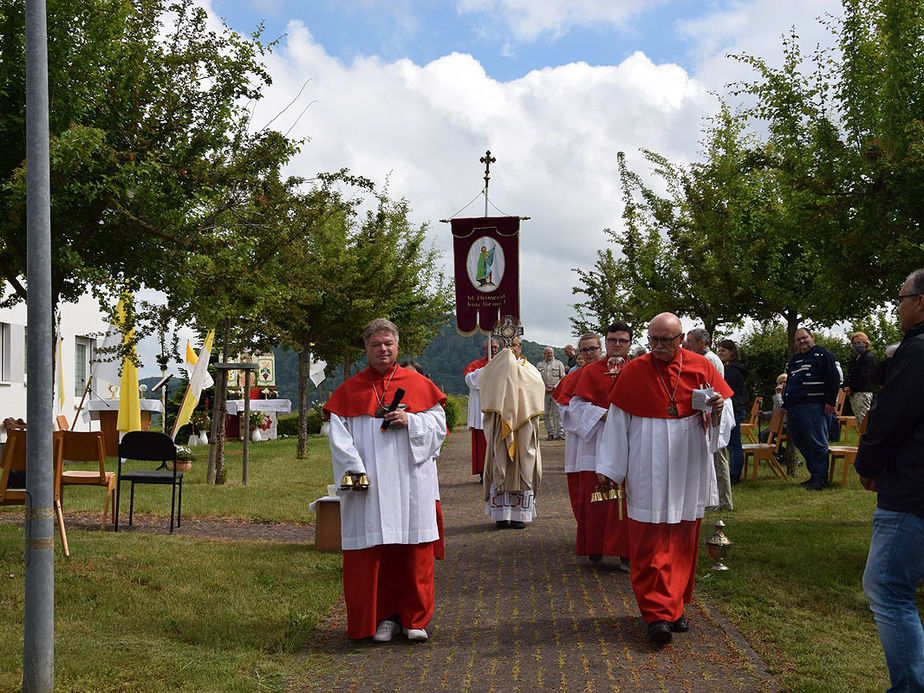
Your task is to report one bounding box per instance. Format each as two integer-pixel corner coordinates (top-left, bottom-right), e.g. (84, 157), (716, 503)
(451, 216), (520, 335)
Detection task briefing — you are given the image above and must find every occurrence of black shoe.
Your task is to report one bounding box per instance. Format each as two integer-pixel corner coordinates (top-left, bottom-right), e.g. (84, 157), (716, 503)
(478, 472), (483, 484)
(671, 615), (690, 632)
(509, 520), (526, 529)
(647, 621), (672, 645)
(588, 554), (603, 564)
(730, 476), (740, 486)
(804, 478), (827, 491)
(799, 479), (813, 487)
(495, 520), (510, 529)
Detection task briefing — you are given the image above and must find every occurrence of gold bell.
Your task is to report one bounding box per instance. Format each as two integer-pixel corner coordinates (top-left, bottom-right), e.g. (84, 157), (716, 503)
(605, 487), (620, 501)
(354, 473), (370, 491)
(590, 487), (604, 503)
(339, 472), (354, 491)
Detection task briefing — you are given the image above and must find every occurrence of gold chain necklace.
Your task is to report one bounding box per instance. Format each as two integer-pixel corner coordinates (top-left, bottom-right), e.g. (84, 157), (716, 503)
(653, 352), (683, 416)
(370, 364), (398, 416)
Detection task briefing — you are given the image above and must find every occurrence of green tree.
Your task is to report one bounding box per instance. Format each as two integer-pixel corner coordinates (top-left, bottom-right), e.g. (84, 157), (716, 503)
(0, 0), (295, 335)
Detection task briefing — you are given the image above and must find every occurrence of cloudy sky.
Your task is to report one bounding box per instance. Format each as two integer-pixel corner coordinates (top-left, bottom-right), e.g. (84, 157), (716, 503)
(142, 0), (845, 375)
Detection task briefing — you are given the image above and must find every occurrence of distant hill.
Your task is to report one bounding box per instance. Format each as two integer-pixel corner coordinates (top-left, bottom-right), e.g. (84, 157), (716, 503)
(267, 322), (568, 406)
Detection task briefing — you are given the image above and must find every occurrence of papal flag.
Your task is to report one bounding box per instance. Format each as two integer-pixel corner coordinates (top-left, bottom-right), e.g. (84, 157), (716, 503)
(115, 295), (142, 433)
(171, 330), (215, 440)
(185, 339), (214, 389)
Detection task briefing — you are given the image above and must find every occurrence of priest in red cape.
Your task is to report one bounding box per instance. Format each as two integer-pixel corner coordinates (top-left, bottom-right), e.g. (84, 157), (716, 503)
(565, 324), (633, 566)
(463, 338), (499, 481)
(324, 318), (447, 644)
(597, 312), (733, 646)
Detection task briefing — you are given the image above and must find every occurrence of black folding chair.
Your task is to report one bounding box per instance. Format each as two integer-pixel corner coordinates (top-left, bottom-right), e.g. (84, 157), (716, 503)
(115, 431), (183, 533)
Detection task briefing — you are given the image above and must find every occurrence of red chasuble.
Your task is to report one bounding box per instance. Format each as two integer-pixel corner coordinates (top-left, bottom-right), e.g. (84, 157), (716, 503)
(551, 367), (583, 405)
(324, 365), (446, 418)
(571, 357), (621, 408)
(463, 357), (488, 375)
(608, 351), (732, 419)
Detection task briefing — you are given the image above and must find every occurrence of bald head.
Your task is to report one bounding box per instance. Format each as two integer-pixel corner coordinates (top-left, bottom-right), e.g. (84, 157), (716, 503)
(648, 312), (683, 362)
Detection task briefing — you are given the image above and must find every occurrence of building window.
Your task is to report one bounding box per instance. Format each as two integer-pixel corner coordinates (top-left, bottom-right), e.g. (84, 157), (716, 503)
(0, 322), (9, 382)
(74, 336), (93, 397)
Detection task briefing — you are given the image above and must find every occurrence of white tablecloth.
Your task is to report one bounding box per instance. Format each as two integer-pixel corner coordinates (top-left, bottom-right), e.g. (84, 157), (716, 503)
(82, 399), (163, 422)
(225, 399), (292, 415)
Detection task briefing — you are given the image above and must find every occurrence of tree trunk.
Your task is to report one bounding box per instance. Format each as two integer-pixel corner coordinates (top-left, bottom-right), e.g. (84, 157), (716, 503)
(214, 317), (231, 485)
(296, 337), (310, 459)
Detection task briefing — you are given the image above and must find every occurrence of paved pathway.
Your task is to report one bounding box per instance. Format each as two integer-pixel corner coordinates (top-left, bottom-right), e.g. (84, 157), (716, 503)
(303, 432), (780, 692)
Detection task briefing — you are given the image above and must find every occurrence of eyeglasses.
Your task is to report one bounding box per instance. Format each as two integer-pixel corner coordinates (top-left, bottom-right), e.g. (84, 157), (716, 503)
(896, 293), (921, 306)
(647, 333), (682, 345)
(605, 337), (631, 345)
(579, 346), (601, 354)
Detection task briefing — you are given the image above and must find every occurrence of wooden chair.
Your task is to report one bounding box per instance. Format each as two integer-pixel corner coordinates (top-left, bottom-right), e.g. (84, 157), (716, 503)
(56, 430), (116, 529)
(741, 408), (788, 481)
(739, 396), (764, 444)
(828, 413), (869, 487)
(2, 429), (70, 556)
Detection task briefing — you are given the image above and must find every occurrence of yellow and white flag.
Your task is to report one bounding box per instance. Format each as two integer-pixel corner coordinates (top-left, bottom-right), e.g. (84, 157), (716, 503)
(55, 337), (66, 411)
(171, 330), (215, 440)
(185, 339), (214, 389)
(115, 295), (142, 433)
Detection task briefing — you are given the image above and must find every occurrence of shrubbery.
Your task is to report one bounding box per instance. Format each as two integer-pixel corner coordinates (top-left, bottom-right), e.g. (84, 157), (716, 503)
(277, 411), (322, 437)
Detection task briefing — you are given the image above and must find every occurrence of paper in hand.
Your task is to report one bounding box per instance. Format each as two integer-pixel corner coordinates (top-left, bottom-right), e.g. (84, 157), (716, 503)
(691, 387), (715, 412)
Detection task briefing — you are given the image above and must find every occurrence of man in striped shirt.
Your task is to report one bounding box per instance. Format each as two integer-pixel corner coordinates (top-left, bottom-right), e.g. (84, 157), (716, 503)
(781, 328), (840, 490)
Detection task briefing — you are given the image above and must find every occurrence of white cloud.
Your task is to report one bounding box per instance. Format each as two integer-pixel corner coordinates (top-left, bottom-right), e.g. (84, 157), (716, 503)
(457, 0), (667, 40)
(245, 21), (713, 349)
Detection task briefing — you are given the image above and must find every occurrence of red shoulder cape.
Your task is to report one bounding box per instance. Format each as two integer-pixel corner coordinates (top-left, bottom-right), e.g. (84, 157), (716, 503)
(608, 351), (732, 419)
(463, 357), (488, 375)
(551, 367), (583, 405)
(571, 357), (621, 408)
(324, 365), (446, 418)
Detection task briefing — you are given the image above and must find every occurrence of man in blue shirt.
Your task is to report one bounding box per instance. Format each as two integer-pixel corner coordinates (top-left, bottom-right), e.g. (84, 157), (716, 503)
(781, 328), (840, 490)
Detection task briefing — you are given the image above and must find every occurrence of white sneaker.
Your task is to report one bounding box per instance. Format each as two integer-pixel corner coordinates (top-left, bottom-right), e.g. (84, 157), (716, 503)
(373, 619), (399, 642)
(403, 627), (428, 642)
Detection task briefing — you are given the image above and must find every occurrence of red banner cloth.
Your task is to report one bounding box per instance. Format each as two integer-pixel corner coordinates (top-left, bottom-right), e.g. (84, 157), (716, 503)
(451, 216), (520, 334)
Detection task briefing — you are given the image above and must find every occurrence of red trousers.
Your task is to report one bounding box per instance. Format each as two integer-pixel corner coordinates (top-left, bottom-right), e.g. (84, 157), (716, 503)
(627, 518), (702, 623)
(567, 471), (630, 557)
(342, 542), (436, 639)
(470, 428), (486, 475)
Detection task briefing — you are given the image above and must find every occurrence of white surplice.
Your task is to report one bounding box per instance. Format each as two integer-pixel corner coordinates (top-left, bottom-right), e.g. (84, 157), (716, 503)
(561, 395), (607, 474)
(465, 367), (485, 430)
(328, 405), (446, 550)
(596, 405), (734, 524)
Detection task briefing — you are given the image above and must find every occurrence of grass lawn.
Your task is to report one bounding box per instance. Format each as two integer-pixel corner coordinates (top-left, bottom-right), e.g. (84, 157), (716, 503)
(1, 434), (341, 692)
(696, 446), (923, 692)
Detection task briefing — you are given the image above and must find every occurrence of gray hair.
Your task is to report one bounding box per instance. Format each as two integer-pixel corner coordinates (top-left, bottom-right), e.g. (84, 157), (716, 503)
(363, 318), (399, 344)
(687, 327), (710, 345)
(906, 268), (924, 295)
(885, 343), (900, 357)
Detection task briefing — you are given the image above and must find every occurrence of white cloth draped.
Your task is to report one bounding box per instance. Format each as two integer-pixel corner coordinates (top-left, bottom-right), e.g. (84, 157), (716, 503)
(465, 367), (484, 430)
(596, 405), (734, 524)
(328, 405), (446, 550)
(561, 395), (606, 474)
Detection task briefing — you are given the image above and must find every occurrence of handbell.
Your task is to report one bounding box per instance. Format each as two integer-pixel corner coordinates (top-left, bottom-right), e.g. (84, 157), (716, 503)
(604, 487), (620, 501)
(590, 487), (605, 503)
(339, 472), (354, 491)
(354, 473), (370, 491)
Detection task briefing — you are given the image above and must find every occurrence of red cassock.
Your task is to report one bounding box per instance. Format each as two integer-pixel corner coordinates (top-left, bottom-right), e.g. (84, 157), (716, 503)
(325, 365), (446, 639)
(464, 357), (489, 475)
(565, 358), (629, 558)
(607, 351), (732, 624)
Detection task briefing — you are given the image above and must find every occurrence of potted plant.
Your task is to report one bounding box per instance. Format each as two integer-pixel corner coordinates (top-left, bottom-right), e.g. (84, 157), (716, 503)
(172, 445), (195, 472)
(249, 410), (270, 442)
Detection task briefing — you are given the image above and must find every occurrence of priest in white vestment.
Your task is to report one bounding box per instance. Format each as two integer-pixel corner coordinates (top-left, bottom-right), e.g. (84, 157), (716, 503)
(597, 313), (733, 645)
(480, 342), (544, 529)
(325, 319), (447, 643)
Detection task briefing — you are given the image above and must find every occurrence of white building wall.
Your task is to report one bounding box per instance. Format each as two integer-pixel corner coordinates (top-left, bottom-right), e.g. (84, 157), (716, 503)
(0, 286), (108, 440)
